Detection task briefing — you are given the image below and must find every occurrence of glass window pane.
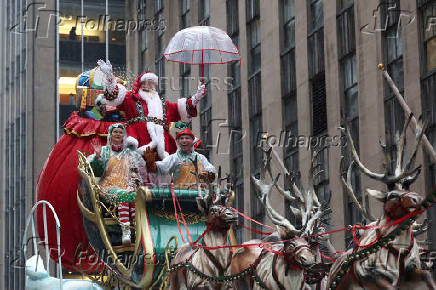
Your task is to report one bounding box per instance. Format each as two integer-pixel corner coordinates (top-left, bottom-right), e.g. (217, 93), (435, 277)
(283, 0), (295, 22)
(345, 86), (358, 119)
(427, 37), (436, 71)
(424, 6), (435, 41)
(284, 19), (295, 49)
(311, 0), (324, 32)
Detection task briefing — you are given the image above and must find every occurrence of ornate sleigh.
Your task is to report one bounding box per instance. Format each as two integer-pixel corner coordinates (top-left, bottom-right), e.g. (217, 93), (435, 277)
(76, 151), (212, 288)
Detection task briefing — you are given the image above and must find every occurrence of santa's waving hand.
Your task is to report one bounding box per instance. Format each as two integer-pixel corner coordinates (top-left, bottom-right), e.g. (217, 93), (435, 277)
(96, 59), (206, 161)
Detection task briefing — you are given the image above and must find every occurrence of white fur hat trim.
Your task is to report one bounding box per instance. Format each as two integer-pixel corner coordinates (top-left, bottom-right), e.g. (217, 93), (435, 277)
(140, 72), (158, 84)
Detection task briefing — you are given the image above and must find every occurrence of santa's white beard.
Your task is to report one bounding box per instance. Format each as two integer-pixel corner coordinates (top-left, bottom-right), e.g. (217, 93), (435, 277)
(138, 89), (168, 159)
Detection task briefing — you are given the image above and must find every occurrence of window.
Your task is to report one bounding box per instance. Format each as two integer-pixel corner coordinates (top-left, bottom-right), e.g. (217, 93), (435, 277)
(198, 0), (212, 159)
(198, 0), (210, 26)
(337, 0), (360, 245)
(418, 0), (436, 245)
(180, 0), (190, 28)
(227, 0), (239, 36)
(381, 0), (404, 170)
(246, 0), (262, 236)
(421, 0), (436, 72)
(308, 0), (329, 218)
(227, 0), (244, 243)
(247, 20), (261, 75)
(309, 0), (324, 33)
(308, 0), (326, 135)
(421, 72), (436, 244)
(281, 0), (295, 51)
(247, 0), (261, 76)
(314, 146), (330, 203)
(280, 0), (298, 220)
(138, 0), (147, 54)
(246, 0), (260, 21)
(154, 0), (165, 95)
(180, 0), (191, 98)
(249, 73), (263, 233)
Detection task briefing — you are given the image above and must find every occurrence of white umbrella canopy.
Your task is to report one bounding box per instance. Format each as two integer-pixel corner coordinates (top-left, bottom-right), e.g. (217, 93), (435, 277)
(164, 26), (240, 66)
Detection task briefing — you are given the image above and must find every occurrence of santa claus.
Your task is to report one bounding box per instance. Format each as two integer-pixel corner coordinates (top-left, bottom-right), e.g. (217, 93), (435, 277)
(96, 59), (206, 160)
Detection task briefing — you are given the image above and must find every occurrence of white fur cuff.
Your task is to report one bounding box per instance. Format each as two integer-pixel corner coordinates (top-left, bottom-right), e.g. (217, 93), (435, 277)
(137, 145), (149, 156)
(126, 136), (139, 150)
(177, 98), (190, 122)
(104, 84), (127, 107)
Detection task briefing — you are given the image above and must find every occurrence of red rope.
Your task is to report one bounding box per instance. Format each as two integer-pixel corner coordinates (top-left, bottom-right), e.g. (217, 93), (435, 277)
(171, 183), (191, 244)
(194, 224), (212, 244)
(238, 224), (273, 236)
(197, 207), (425, 251)
(229, 206), (276, 230)
(170, 186), (427, 253)
(320, 252), (336, 262)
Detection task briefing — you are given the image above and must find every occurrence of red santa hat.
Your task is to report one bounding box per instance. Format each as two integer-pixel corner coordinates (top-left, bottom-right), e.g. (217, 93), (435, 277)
(140, 71), (158, 84)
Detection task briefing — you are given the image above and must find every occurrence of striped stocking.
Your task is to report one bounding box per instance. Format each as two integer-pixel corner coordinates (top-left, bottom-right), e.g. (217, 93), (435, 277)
(118, 202), (130, 224)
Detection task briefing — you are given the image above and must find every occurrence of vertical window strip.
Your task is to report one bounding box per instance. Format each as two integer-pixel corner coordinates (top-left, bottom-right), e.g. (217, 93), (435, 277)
(308, 0), (329, 221)
(247, 0), (263, 235)
(154, 0), (165, 95)
(180, 0), (191, 98)
(227, 0), (244, 243)
(138, 0), (148, 54)
(337, 0), (360, 245)
(381, 0), (404, 174)
(280, 0), (298, 221)
(198, 0), (212, 159)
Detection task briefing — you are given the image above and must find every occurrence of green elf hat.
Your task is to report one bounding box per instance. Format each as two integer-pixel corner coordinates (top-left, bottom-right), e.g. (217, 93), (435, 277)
(108, 123), (125, 134)
(174, 121), (202, 148)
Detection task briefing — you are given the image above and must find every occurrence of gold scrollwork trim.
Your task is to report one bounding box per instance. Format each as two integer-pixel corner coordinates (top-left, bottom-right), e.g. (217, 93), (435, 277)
(76, 192), (97, 223)
(149, 209), (205, 224)
(65, 127), (109, 138)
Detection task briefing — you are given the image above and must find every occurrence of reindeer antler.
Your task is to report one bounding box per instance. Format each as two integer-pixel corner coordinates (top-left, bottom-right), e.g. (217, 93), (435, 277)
(340, 157), (376, 222)
(340, 113), (425, 189)
(251, 173), (300, 236)
(252, 140), (327, 237)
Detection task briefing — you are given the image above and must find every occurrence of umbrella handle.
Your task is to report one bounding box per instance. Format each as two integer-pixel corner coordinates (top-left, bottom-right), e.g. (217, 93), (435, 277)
(201, 47), (204, 82)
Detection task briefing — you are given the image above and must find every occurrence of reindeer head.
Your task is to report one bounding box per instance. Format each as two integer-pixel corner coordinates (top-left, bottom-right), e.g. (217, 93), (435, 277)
(196, 190), (238, 231)
(366, 188), (423, 220)
(341, 113), (427, 223)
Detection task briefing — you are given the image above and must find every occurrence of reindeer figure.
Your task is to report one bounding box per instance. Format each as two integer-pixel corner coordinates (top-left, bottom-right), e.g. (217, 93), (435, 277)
(230, 146), (332, 289)
(327, 114), (436, 290)
(168, 176), (238, 289)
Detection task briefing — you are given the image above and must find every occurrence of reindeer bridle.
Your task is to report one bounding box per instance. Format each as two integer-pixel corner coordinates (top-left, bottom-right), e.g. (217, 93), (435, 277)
(384, 191), (422, 220)
(283, 241), (312, 269)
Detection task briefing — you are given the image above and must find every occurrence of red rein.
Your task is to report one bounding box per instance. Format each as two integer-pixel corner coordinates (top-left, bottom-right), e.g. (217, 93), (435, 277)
(170, 185), (424, 254)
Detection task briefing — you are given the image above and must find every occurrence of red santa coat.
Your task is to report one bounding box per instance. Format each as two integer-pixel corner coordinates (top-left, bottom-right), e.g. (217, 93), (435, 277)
(104, 72), (197, 159)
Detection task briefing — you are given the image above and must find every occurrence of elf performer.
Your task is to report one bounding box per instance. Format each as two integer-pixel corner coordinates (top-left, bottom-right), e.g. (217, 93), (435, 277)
(87, 123), (146, 244)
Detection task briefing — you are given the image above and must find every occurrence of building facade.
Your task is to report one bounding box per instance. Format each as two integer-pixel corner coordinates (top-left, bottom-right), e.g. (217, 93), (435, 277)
(0, 0), (58, 288)
(126, 0), (436, 250)
(0, 0), (127, 288)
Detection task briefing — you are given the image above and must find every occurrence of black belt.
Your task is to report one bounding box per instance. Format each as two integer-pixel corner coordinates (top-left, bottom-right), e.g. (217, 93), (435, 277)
(127, 97), (169, 131)
(126, 116), (169, 131)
